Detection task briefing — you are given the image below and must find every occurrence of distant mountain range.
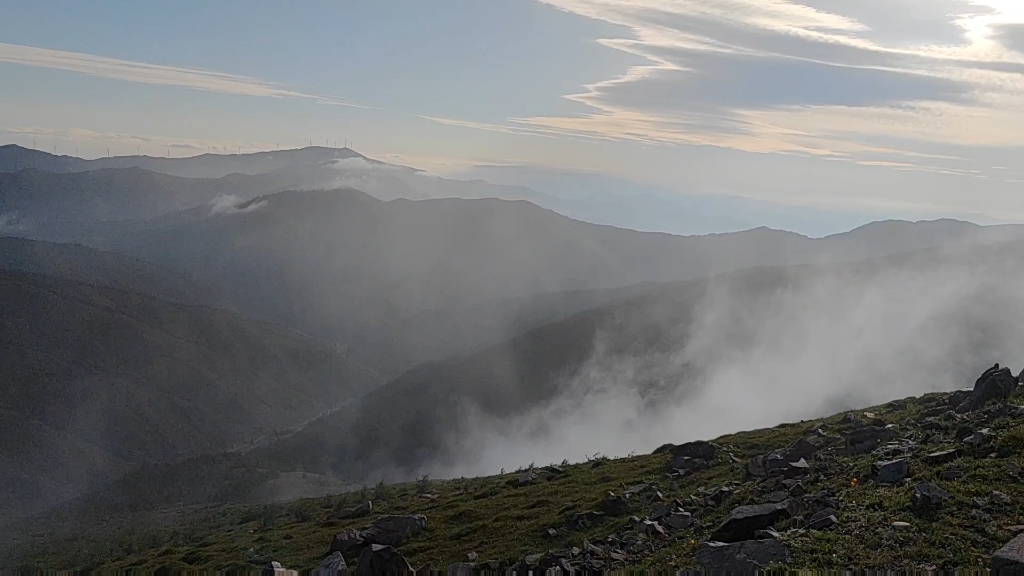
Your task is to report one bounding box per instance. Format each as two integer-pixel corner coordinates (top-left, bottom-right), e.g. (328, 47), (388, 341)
(8, 143), (1008, 238)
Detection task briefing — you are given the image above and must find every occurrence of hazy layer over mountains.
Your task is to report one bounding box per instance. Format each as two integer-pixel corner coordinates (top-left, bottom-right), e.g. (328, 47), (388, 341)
(2, 144), (1023, 524)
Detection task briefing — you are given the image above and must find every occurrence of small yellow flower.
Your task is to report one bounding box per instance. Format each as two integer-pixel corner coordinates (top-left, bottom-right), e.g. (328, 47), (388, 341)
(850, 478), (859, 487)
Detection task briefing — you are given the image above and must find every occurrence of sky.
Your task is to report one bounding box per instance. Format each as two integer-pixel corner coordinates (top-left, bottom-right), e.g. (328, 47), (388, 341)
(3, 0), (1024, 219)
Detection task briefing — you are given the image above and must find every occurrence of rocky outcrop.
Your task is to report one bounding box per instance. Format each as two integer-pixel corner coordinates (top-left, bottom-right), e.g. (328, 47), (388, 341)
(957, 365), (1018, 413)
(355, 545), (414, 576)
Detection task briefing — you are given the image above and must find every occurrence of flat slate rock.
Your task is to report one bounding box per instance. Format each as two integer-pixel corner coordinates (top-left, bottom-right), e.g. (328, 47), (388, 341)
(697, 540), (791, 571)
(709, 501), (797, 543)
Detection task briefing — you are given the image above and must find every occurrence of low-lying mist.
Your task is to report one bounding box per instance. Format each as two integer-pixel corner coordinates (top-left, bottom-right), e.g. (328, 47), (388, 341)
(435, 243), (1024, 478)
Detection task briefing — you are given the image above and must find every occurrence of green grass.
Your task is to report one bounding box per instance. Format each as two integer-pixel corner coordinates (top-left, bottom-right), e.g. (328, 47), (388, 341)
(7, 391), (1024, 572)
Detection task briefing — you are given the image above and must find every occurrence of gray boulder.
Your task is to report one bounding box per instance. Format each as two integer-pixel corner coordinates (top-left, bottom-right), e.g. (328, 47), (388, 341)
(363, 515), (427, 547)
(329, 529), (365, 556)
(356, 544), (414, 576)
(335, 500), (372, 519)
(709, 501), (797, 543)
(314, 552), (348, 576)
(599, 492), (630, 516)
(843, 426), (897, 454)
(911, 483), (952, 515)
(875, 459), (910, 484)
(696, 540), (790, 571)
(992, 533), (1024, 573)
(923, 449), (960, 465)
(663, 512), (693, 531)
(654, 440), (718, 461)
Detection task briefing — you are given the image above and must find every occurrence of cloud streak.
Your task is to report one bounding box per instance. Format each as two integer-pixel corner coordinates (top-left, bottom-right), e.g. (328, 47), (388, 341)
(0, 42), (363, 106)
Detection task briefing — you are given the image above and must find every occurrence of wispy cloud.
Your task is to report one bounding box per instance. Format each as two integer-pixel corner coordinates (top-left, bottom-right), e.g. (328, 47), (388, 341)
(0, 126), (278, 155)
(0, 42), (364, 106)
(420, 0), (1024, 178)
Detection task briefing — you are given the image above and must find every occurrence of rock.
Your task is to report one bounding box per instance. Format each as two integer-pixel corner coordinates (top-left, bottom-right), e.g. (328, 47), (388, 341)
(747, 437), (826, 478)
(465, 552), (478, 562)
(663, 512), (693, 530)
(843, 426), (897, 455)
(356, 545), (414, 576)
(957, 365), (1017, 413)
(514, 469), (552, 487)
(709, 501), (797, 543)
(1009, 462), (1023, 477)
(1005, 526), (1024, 534)
(335, 500), (372, 520)
(668, 456), (710, 472)
(263, 561), (297, 576)
(314, 553), (347, 576)
(922, 449), (960, 465)
(992, 533), (1024, 572)
(663, 440), (719, 461)
(599, 492), (630, 516)
(446, 563), (475, 576)
(808, 508), (839, 530)
(892, 521), (912, 531)
(939, 469), (964, 481)
(875, 459), (910, 484)
(766, 491), (789, 503)
(363, 515), (427, 547)
(696, 540), (791, 571)
(329, 529), (365, 556)
(640, 520), (666, 538)
(569, 510), (606, 530)
(415, 563), (437, 576)
(545, 527), (558, 538)
(838, 413), (861, 427)
(911, 483), (952, 515)
(993, 491), (1013, 505)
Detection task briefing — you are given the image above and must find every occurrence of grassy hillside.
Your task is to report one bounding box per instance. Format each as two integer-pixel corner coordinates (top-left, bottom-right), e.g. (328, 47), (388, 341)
(8, 381), (1024, 571)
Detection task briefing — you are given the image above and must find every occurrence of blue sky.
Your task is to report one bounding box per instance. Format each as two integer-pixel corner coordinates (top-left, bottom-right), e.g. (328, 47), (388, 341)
(4, 0), (1024, 220)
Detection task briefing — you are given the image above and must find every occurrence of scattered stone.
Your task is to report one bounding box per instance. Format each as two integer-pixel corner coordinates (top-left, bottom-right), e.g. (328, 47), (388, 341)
(569, 511), (606, 530)
(355, 545), (414, 576)
(663, 512), (693, 531)
(922, 449), (960, 465)
(892, 521), (912, 531)
(545, 528), (558, 539)
(875, 459), (910, 484)
(640, 520), (667, 538)
(956, 365), (1017, 413)
(992, 533), (1024, 572)
(263, 561), (297, 576)
(599, 492), (630, 516)
(809, 514), (838, 530)
(659, 440), (719, 461)
(911, 483), (952, 515)
(1004, 526), (1024, 534)
(668, 456), (710, 473)
(973, 497), (989, 509)
(843, 426), (898, 455)
(465, 552), (478, 563)
(329, 529), (364, 556)
(766, 491), (789, 503)
(992, 491), (1012, 505)
(363, 515), (427, 547)
(696, 540), (790, 571)
(839, 414), (861, 427)
(1009, 462), (1022, 477)
(709, 501), (797, 543)
(446, 562), (475, 575)
(335, 500), (372, 520)
(313, 553), (347, 576)
(939, 469), (964, 481)
(415, 562), (437, 576)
